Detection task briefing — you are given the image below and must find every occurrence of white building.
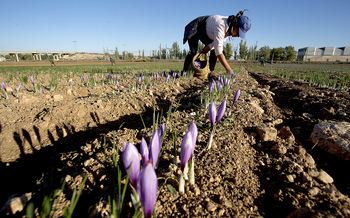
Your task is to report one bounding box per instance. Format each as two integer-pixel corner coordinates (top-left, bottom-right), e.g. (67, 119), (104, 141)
(297, 47), (350, 62)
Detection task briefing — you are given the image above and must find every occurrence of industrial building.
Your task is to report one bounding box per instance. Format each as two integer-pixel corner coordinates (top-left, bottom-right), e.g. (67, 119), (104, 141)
(297, 46), (350, 62)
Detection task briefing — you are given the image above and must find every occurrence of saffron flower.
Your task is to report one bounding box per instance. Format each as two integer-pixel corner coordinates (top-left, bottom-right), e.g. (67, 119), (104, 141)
(139, 125), (165, 170)
(149, 130), (160, 169)
(209, 102), (216, 129)
(206, 99), (226, 149)
(233, 89), (240, 103)
(140, 137), (149, 168)
(122, 142), (140, 187)
(179, 121), (198, 193)
(16, 83), (21, 98)
(138, 161), (158, 218)
(1, 81), (9, 100)
(209, 82), (215, 94)
(158, 123), (165, 146)
(229, 89), (241, 116)
(179, 128), (193, 193)
(30, 76), (37, 92)
(216, 99), (226, 123)
(2, 81), (7, 91)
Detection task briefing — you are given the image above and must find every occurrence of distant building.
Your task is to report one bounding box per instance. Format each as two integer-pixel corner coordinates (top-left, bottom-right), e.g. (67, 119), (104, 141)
(0, 56), (5, 62)
(297, 47), (350, 62)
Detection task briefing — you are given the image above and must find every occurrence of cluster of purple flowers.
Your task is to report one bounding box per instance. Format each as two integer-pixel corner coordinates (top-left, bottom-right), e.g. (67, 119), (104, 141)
(193, 61), (205, 69)
(121, 124), (165, 217)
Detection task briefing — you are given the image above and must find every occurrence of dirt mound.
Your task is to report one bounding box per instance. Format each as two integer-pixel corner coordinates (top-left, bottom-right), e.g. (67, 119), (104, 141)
(1, 67), (350, 217)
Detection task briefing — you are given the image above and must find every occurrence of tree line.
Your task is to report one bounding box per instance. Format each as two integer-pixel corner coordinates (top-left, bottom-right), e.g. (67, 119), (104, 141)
(1, 40), (296, 62)
(113, 40), (297, 62)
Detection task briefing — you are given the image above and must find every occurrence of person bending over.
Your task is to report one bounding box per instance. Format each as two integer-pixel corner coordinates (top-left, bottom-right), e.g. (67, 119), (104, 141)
(183, 10), (251, 78)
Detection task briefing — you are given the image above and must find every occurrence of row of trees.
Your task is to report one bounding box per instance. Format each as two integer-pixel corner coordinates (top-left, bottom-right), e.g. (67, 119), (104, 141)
(111, 40), (297, 61)
(233, 40), (297, 61)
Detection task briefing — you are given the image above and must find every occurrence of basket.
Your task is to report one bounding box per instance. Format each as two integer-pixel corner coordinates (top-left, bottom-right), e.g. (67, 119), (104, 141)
(191, 53), (210, 79)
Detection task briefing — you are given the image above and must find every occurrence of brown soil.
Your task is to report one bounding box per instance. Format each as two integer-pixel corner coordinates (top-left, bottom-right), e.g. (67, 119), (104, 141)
(1, 66), (350, 217)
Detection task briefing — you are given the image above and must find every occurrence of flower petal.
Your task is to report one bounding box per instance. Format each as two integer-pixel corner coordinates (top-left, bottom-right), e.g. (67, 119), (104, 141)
(180, 131), (193, 170)
(140, 137), (149, 168)
(209, 102), (216, 126)
(188, 121), (197, 155)
(233, 89), (241, 103)
(122, 142), (140, 187)
(139, 162), (158, 218)
(216, 99), (226, 123)
(149, 130), (160, 169)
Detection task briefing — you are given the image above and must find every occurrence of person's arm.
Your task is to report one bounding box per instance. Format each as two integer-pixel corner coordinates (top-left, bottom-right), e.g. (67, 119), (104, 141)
(217, 53), (233, 73)
(201, 46), (211, 54)
(202, 46), (233, 72)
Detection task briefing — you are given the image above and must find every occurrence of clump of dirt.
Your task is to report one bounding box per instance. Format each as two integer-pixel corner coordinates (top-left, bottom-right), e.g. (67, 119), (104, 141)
(1, 66), (350, 217)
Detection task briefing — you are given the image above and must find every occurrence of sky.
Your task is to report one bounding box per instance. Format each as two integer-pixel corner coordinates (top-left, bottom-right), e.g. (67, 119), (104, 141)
(0, 0), (349, 56)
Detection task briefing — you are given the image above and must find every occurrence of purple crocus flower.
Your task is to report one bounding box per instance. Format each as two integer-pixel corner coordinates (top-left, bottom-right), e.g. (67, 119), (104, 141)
(81, 76), (84, 82)
(122, 142), (140, 187)
(149, 130), (160, 169)
(2, 81), (6, 91)
(219, 77), (223, 85)
(209, 102), (216, 128)
(116, 80), (119, 89)
(86, 75), (88, 81)
(188, 121), (198, 155)
(165, 74), (170, 82)
(209, 82), (215, 94)
(158, 123), (165, 144)
(233, 89), (241, 103)
(140, 138), (149, 168)
(138, 162), (158, 218)
(30, 76), (34, 85)
(180, 130), (193, 171)
(216, 99), (226, 123)
(17, 83), (21, 92)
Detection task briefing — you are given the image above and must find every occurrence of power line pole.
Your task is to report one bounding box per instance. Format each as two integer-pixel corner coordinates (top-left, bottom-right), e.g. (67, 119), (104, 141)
(123, 44), (126, 60)
(73, 41), (77, 62)
(159, 44), (161, 59)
